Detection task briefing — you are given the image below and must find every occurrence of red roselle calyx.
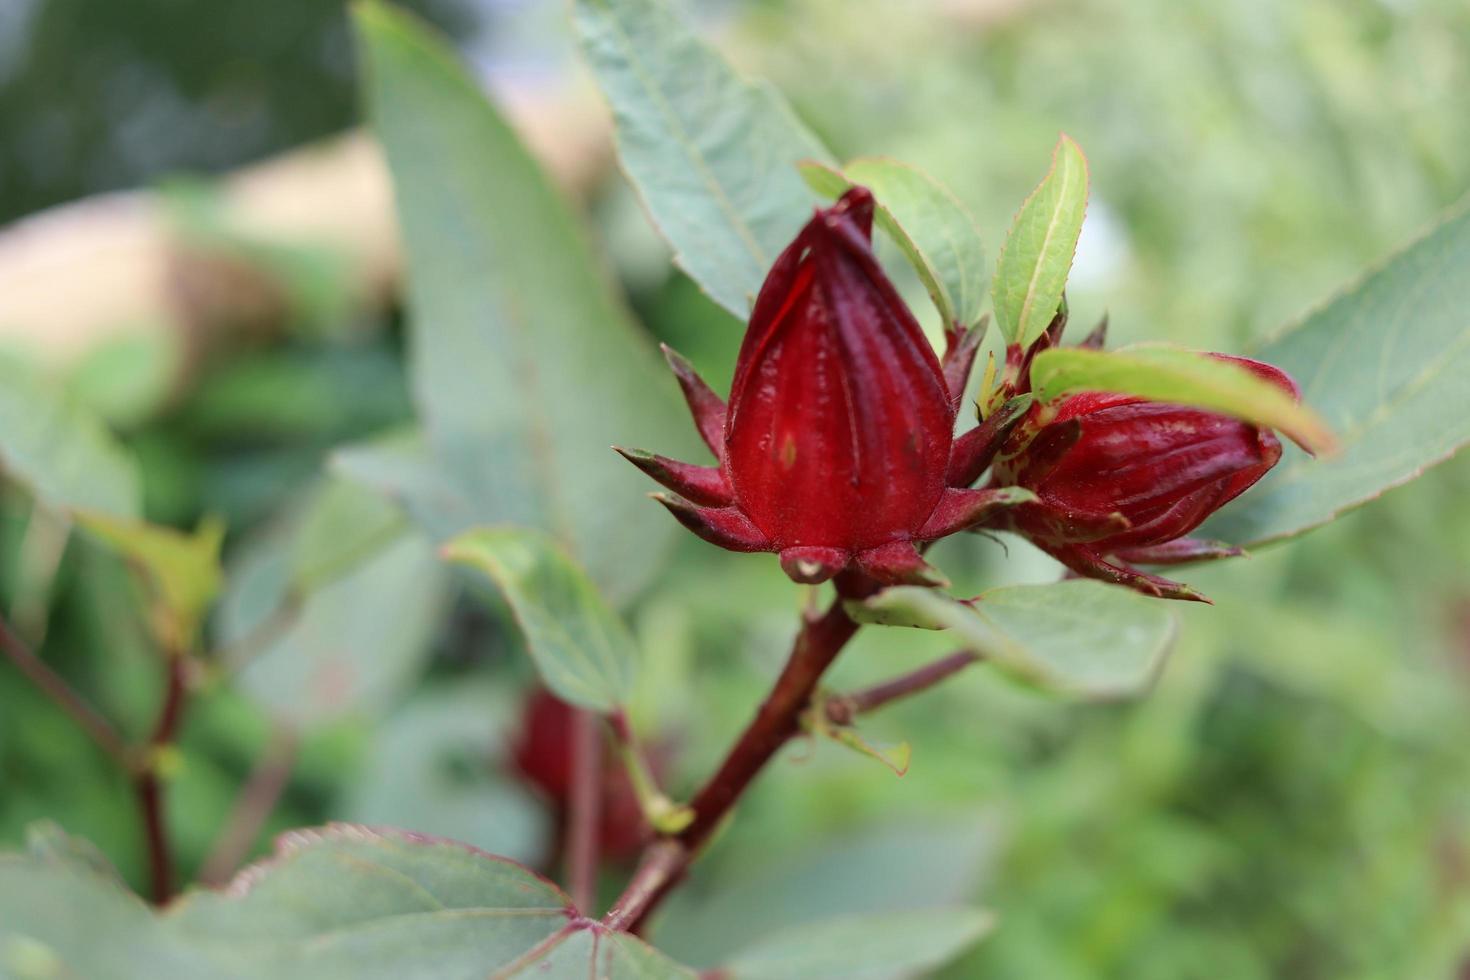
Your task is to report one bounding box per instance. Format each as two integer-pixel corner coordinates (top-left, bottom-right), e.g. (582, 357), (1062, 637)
(985, 309), (1299, 601)
(618, 187), (1030, 587)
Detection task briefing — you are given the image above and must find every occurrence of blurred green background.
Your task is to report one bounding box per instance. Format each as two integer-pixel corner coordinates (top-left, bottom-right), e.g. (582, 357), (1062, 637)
(1, 0), (1469, 977)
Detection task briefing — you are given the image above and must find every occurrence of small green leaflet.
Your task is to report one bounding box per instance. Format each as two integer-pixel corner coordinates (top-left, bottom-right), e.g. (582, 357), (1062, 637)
(991, 134), (1089, 349)
(72, 512), (225, 644)
(443, 527), (636, 713)
(802, 157), (987, 328)
(854, 580), (1177, 700)
(1029, 344), (1337, 455)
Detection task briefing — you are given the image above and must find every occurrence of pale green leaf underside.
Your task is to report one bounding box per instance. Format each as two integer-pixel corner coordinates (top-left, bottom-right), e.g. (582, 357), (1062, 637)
(357, 1), (685, 606)
(217, 475), (446, 729)
(443, 526), (635, 712)
(801, 157), (987, 329)
(858, 581), (1177, 699)
(1029, 344), (1336, 455)
(0, 358), (141, 518)
(1206, 200), (1470, 545)
(991, 134), (1089, 348)
(0, 824), (693, 979)
(574, 0), (834, 319)
(723, 907), (994, 980)
(220, 523), (447, 730)
(652, 817), (998, 964)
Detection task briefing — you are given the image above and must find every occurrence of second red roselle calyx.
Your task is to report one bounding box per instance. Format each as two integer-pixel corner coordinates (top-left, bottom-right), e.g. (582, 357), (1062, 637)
(618, 187), (1031, 588)
(986, 328), (1300, 600)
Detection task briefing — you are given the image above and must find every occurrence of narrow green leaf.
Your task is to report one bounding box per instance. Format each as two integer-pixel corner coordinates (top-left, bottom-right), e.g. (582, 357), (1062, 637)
(1029, 344), (1337, 456)
(355, 2), (687, 605)
(825, 725), (912, 777)
(860, 581), (1177, 699)
(574, 0), (833, 318)
(991, 134), (1089, 348)
(802, 157), (987, 328)
(1206, 201), (1470, 545)
(0, 358), (141, 517)
(72, 512), (225, 644)
(1, 823), (696, 978)
(723, 907), (994, 980)
(443, 526), (635, 712)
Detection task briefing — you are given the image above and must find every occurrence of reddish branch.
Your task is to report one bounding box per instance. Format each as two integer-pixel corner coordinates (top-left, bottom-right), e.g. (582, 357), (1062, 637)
(824, 649), (982, 725)
(0, 609), (195, 904)
(566, 706), (604, 913)
(200, 725), (300, 886)
(135, 654), (189, 904)
(602, 576), (992, 934)
(607, 576), (874, 933)
(0, 613), (130, 767)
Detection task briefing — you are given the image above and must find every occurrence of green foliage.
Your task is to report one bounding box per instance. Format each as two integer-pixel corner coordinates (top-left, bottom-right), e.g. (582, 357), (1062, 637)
(1029, 344), (1336, 456)
(573, 0), (834, 318)
(357, 0), (689, 605)
(722, 908), (993, 980)
(443, 526), (635, 713)
(217, 480), (447, 729)
(652, 817), (1000, 965)
(0, 824), (694, 978)
(856, 582), (1177, 700)
(1208, 201), (1470, 545)
(991, 134), (1089, 348)
(72, 512), (225, 645)
(2, 0), (1470, 976)
(0, 358), (141, 517)
(802, 158), (988, 328)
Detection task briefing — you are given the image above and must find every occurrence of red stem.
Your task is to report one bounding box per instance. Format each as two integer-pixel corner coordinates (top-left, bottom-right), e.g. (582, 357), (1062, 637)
(0, 613), (130, 768)
(136, 655), (188, 904)
(608, 575), (874, 933)
(566, 706), (603, 914)
(199, 725), (299, 886)
(825, 649), (982, 725)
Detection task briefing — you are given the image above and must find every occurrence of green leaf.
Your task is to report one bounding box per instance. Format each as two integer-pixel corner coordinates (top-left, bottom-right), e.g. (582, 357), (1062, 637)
(443, 526), (636, 712)
(722, 907), (994, 980)
(72, 512), (225, 645)
(0, 357), (141, 518)
(818, 720), (912, 778)
(341, 682), (547, 866)
(1029, 344), (1337, 455)
(286, 477), (407, 591)
(217, 482), (447, 728)
(802, 157), (987, 328)
(355, 2), (688, 606)
(574, 0), (833, 318)
(0, 824), (695, 978)
(991, 134), (1089, 348)
(652, 817), (999, 965)
(1206, 201), (1470, 545)
(329, 428), (475, 544)
(858, 581), (1177, 699)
